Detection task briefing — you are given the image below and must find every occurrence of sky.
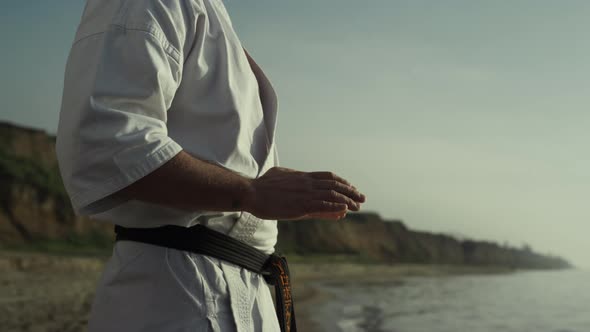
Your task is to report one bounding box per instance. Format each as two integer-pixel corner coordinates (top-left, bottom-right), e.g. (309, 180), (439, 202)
(1, 1), (589, 267)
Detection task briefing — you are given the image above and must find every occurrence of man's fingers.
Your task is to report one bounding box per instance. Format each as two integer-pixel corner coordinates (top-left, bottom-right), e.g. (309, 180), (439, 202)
(313, 190), (360, 211)
(313, 180), (364, 203)
(305, 200), (348, 214)
(308, 172), (366, 203)
(306, 211), (346, 220)
(308, 171), (351, 186)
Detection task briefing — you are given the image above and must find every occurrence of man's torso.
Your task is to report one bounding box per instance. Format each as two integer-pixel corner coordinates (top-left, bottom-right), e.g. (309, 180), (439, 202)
(60, 0), (280, 253)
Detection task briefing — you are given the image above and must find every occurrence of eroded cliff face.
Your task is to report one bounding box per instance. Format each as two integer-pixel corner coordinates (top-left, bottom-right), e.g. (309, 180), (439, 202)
(0, 180), (113, 244)
(276, 214), (570, 269)
(0, 121), (58, 169)
(0, 121), (112, 245)
(0, 121), (571, 269)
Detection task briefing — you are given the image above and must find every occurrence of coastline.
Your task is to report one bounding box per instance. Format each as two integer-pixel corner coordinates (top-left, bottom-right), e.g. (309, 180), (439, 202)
(290, 262), (515, 332)
(0, 252), (516, 332)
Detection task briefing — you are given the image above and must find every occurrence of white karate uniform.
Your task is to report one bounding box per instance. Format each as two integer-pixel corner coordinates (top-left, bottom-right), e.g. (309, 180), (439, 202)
(56, 0), (281, 330)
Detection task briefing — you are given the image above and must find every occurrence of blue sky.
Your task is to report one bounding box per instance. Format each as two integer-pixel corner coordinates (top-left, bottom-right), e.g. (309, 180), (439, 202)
(1, 1), (589, 266)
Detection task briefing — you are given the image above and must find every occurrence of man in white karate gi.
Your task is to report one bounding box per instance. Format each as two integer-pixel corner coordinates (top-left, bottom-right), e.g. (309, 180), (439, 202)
(56, 0), (366, 331)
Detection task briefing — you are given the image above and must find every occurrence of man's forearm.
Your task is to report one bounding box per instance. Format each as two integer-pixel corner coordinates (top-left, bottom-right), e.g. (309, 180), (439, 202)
(113, 150), (254, 213)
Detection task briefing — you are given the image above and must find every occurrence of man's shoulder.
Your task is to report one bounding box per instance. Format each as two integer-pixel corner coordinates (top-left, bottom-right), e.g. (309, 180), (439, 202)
(74, 0), (202, 53)
(115, 0), (202, 27)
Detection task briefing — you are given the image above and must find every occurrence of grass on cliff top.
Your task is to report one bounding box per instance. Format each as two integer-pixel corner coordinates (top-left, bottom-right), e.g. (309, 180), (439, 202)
(0, 148), (67, 200)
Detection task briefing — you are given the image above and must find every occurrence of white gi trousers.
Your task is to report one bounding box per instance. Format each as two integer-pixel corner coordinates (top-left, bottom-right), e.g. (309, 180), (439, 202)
(88, 241), (281, 332)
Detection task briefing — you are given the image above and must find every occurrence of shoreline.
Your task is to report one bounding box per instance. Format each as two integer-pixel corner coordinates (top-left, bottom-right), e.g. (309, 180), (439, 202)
(0, 252), (542, 332)
(290, 262), (517, 332)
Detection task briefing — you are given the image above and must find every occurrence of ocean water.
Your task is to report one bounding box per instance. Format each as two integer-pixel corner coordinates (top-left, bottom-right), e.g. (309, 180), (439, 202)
(310, 269), (590, 332)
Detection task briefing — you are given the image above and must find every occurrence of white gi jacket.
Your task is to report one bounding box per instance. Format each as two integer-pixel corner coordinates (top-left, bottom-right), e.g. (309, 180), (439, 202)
(56, 0), (281, 330)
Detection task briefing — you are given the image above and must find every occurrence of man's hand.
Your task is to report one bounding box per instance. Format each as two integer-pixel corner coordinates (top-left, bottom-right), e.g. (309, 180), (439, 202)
(243, 166), (366, 221)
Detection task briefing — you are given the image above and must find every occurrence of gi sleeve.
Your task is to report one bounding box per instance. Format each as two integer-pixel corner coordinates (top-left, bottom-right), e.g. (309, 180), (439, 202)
(56, 12), (190, 216)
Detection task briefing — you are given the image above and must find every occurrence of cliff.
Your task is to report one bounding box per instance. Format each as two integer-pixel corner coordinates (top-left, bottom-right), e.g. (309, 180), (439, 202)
(276, 213), (571, 269)
(0, 120), (571, 269)
(0, 121), (112, 249)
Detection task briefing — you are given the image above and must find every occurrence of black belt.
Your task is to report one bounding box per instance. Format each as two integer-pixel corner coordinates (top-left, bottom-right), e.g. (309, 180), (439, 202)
(114, 224), (297, 332)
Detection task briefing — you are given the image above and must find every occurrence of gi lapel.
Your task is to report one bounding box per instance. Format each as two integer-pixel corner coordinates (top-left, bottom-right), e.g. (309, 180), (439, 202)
(227, 50), (280, 244)
(243, 49), (279, 178)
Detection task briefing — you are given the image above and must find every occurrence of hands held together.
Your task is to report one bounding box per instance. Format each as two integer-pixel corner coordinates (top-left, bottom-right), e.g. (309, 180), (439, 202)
(244, 166), (366, 221)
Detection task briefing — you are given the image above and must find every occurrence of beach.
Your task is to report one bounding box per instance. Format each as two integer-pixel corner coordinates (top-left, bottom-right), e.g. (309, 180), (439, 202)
(0, 252), (512, 332)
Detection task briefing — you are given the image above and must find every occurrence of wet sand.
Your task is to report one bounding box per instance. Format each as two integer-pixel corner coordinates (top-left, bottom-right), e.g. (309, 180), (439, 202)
(0, 252), (512, 332)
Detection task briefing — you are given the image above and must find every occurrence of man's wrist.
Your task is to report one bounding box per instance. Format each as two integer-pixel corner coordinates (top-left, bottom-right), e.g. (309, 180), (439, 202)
(234, 177), (256, 213)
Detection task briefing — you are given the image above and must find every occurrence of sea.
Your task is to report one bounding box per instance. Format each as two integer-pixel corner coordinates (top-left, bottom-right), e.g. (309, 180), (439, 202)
(309, 269), (590, 332)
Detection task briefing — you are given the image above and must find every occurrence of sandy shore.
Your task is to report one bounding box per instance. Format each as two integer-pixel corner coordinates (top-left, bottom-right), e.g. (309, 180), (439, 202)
(0, 252), (512, 332)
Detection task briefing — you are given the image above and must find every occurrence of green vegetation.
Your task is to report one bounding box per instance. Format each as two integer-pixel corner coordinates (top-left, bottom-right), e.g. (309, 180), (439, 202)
(0, 231), (113, 257)
(277, 252), (381, 265)
(276, 217), (572, 270)
(0, 126), (14, 150)
(0, 148), (68, 201)
(0, 148), (74, 222)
